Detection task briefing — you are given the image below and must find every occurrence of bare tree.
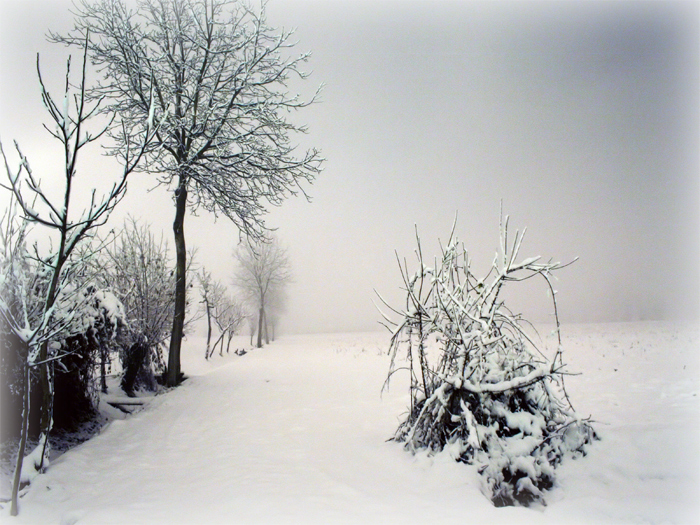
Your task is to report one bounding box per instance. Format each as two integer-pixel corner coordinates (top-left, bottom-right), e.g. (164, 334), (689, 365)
(197, 268), (216, 360)
(0, 42), (155, 515)
(246, 313), (257, 347)
(197, 269), (245, 358)
(233, 237), (291, 348)
(211, 294), (246, 357)
(101, 218), (174, 347)
(52, 0), (323, 386)
(264, 287), (287, 342)
(197, 268), (225, 359)
(97, 218), (178, 390)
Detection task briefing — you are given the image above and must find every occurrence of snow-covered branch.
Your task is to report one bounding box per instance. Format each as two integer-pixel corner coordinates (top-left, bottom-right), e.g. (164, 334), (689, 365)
(381, 217), (595, 507)
(1, 33), (158, 516)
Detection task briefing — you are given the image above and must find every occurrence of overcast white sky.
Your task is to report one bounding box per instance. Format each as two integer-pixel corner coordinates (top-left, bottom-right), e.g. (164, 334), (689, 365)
(1, 0), (698, 334)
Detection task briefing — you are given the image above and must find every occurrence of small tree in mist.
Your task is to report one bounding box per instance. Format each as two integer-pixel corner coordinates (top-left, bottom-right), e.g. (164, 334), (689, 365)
(211, 294), (246, 356)
(233, 237), (291, 348)
(53, 0), (323, 387)
(378, 217), (596, 507)
(197, 269), (245, 359)
(197, 268), (218, 360)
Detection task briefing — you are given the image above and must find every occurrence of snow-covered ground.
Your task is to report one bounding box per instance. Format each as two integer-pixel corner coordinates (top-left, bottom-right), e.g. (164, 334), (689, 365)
(2, 321), (699, 524)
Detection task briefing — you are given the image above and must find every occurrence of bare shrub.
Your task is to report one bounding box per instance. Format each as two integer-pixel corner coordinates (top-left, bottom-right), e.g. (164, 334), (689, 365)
(379, 217), (596, 507)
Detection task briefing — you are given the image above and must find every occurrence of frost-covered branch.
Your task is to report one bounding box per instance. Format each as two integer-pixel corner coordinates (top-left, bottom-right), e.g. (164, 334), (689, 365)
(1, 35), (158, 516)
(51, 0), (322, 385)
(381, 217), (595, 507)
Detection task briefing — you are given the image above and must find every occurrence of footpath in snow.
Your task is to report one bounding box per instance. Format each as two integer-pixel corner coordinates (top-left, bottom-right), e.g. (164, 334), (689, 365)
(4, 322), (700, 524)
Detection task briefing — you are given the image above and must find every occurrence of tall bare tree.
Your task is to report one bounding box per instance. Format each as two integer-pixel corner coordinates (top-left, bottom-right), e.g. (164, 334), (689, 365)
(52, 0), (323, 386)
(0, 42), (155, 515)
(233, 237), (291, 348)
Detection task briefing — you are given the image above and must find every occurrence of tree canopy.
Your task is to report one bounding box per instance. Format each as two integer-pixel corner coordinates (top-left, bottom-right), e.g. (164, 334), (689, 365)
(52, 0), (322, 385)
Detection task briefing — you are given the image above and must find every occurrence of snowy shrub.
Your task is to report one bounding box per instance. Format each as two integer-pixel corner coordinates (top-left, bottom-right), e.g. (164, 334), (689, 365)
(52, 286), (127, 429)
(0, 240), (128, 434)
(380, 217), (596, 507)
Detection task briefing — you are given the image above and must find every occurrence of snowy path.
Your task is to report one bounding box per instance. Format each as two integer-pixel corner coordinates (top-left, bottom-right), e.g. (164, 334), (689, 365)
(6, 324), (700, 524)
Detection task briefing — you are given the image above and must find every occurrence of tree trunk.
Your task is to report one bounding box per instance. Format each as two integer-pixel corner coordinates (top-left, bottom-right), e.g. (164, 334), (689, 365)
(264, 310), (269, 344)
(100, 345), (108, 394)
(37, 356), (53, 471)
(204, 298), (212, 360)
(167, 176), (188, 386)
(121, 338), (149, 396)
(256, 307), (264, 348)
(10, 364), (31, 516)
(212, 331), (225, 357)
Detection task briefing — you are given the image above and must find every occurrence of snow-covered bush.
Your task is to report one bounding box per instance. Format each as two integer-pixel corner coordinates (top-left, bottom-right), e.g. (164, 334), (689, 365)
(52, 285), (127, 427)
(0, 259), (128, 434)
(380, 218), (596, 507)
(98, 219), (173, 350)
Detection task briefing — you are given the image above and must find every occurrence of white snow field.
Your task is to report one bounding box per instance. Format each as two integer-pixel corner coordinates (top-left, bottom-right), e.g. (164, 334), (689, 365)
(3, 322), (699, 524)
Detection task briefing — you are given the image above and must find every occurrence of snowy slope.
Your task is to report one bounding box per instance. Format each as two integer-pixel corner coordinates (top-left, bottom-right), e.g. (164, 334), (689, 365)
(3, 322), (699, 524)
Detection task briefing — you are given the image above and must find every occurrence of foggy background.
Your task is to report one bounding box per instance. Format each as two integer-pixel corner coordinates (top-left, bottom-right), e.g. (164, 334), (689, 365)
(1, 0), (698, 335)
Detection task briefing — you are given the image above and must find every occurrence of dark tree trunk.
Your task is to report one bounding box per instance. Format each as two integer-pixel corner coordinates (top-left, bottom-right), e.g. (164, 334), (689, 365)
(122, 338), (149, 396)
(37, 357), (53, 471)
(100, 345), (108, 394)
(37, 248), (67, 470)
(167, 176), (188, 387)
(212, 331), (225, 357)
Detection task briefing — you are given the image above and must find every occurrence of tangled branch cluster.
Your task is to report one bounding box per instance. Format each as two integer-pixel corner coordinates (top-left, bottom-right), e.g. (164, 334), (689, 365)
(380, 218), (596, 506)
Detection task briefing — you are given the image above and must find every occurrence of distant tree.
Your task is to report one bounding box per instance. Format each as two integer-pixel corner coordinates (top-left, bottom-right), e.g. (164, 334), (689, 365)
(211, 294), (246, 357)
(264, 287), (287, 342)
(197, 268), (245, 358)
(246, 314), (257, 347)
(197, 268), (224, 359)
(197, 269), (216, 360)
(0, 43), (155, 515)
(233, 237), (291, 348)
(52, 0), (323, 386)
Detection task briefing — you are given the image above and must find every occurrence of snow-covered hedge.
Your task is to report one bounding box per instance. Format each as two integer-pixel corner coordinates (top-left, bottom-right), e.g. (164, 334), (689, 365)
(380, 217), (596, 507)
